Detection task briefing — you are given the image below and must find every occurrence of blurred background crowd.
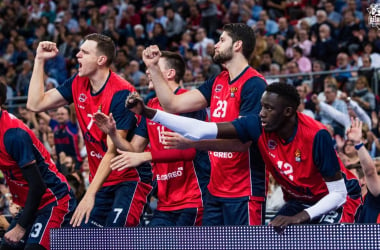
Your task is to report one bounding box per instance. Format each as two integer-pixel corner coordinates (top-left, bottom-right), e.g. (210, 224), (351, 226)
(0, 0), (380, 229)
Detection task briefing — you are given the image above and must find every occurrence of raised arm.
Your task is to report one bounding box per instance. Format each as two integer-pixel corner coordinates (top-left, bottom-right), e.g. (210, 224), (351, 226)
(347, 117), (380, 196)
(143, 45), (207, 113)
(70, 131), (126, 227)
(27, 41), (68, 112)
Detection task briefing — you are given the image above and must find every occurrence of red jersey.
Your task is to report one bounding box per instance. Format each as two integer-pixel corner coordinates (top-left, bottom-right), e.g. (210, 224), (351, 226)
(60, 71), (145, 186)
(0, 110), (71, 208)
(208, 68), (266, 198)
(146, 88), (203, 211)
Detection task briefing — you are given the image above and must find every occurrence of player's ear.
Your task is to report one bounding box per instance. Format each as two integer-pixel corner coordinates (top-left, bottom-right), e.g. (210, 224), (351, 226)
(98, 55), (107, 66)
(283, 106), (295, 117)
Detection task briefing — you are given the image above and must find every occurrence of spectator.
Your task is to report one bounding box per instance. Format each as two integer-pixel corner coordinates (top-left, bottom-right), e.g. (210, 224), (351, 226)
(265, 34), (285, 65)
(193, 27), (215, 58)
(133, 24), (148, 47)
(358, 53), (374, 84)
(128, 60), (145, 87)
(276, 17), (295, 50)
(149, 22), (168, 50)
(285, 61), (304, 87)
(313, 84), (350, 137)
(310, 9), (334, 41)
(39, 105), (84, 172)
(292, 46), (312, 73)
(197, 0), (219, 39)
(324, 0), (342, 30)
(165, 5), (186, 44)
(311, 60), (326, 94)
(258, 50), (273, 74)
(186, 4), (202, 31)
(155, 6), (168, 30)
(351, 76), (376, 116)
(334, 52), (355, 89)
(337, 10), (361, 54)
(294, 28), (313, 57)
(201, 55), (221, 79)
(15, 60), (33, 97)
(297, 84), (315, 119)
(264, 0), (286, 21)
(259, 10), (278, 35)
(311, 24), (338, 69)
(266, 63), (281, 85)
(242, 0), (263, 21)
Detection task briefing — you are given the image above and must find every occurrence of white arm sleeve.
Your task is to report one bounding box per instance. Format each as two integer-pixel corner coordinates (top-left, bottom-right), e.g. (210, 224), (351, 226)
(304, 178), (347, 220)
(151, 109), (218, 140)
(348, 100), (372, 130)
(319, 102), (351, 129)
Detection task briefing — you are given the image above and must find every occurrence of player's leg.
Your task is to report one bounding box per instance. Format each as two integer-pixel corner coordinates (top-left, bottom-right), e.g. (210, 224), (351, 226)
(106, 181), (151, 227)
(176, 207), (203, 226)
(22, 194), (74, 250)
(248, 196), (266, 225)
(148, 210), (176, 227)
(202, 192), (224, 226)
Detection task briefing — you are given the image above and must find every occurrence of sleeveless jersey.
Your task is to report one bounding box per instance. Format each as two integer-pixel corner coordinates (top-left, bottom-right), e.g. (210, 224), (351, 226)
(209, 68), (266, 198)
(0, 110), (71, 208)
(146, 88), (203, 211)
(71, 72), (142, 186)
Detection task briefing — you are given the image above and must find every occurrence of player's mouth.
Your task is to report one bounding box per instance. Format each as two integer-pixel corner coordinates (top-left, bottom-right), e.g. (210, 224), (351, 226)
(79, 62), (82, 69)
(261, 121), (268, 127)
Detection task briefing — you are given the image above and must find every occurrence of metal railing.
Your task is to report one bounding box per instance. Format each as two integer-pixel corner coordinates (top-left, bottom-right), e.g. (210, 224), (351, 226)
(4, 67), (379, 110)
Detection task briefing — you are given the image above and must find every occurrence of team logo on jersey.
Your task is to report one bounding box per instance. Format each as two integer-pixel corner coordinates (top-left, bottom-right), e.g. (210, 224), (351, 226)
(230, 87), (238, 97)
(268, 139), (277, 150)
(215, 84), (223, 92)
(79, 93), (87, 102)
(295, 148), (301, 162)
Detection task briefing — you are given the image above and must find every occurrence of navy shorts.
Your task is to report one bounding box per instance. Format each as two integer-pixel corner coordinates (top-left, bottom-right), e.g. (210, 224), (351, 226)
(148, 207), (203, 227)
(202, 191), (265, 226)
(81, 181), (151, 227)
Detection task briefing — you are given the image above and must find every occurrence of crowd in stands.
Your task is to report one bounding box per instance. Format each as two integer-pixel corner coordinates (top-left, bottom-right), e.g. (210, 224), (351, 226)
(0, 0), (380, 229)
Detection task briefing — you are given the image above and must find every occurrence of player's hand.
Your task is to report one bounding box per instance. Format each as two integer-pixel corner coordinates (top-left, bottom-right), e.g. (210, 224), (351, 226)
(269, 211), (309, 234)
(94, 112), (117, 136)
(70, 193), (95, 227)
(310, 94), (319, 104)
(161, 131), (193, 149)
(125, 92), (144, 113)
(4, 224), (25, 244)
(142, 45), (161, 67)
(35, 41), (59, 61)
(346, 117), (362, 144)
(110, 149), (147, 171)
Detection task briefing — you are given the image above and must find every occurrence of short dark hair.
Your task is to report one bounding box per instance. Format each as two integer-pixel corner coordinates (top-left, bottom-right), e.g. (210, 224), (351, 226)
(84, 33), (116, 66)
(160, 51), (186, 83)
(223, 23), (256, 61)
(266, 82), (301, 109)
(0, 81), (6, 107)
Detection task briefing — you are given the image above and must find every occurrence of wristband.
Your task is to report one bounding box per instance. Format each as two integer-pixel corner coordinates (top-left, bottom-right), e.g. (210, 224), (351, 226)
(354, 142), (364, 150)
